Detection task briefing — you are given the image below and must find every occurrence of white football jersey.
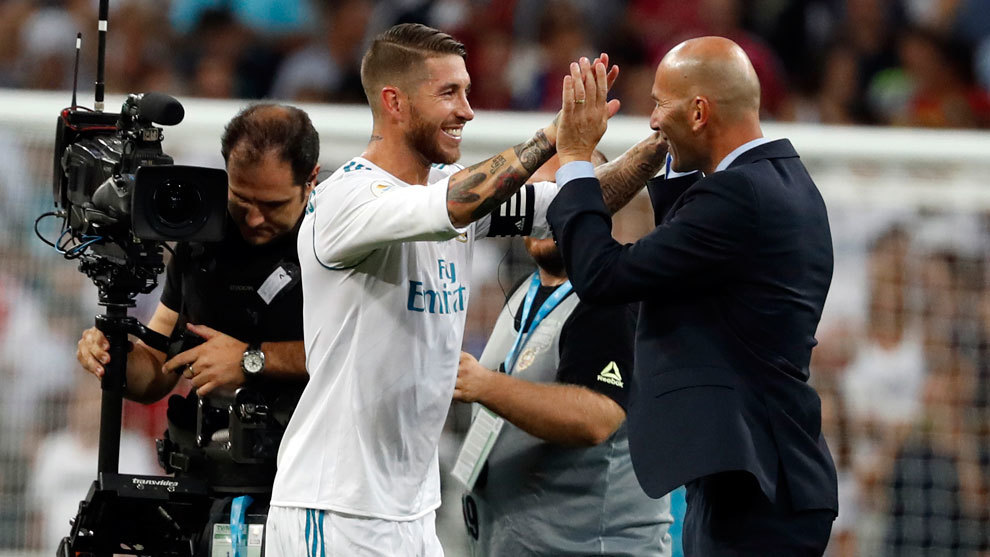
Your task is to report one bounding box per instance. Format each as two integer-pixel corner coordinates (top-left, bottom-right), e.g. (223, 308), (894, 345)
(272, 156), (556, 520)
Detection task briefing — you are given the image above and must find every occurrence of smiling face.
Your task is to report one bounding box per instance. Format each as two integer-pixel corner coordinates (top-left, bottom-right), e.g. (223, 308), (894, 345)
(226, 149), (313, 245)
(403, 54), (474, 165)
(649, 63), (703, 174)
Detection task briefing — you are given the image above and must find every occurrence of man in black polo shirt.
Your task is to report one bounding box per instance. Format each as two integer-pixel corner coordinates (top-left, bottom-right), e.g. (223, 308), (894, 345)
(74, 103), (317, 549)
(77, 104), (315, 401)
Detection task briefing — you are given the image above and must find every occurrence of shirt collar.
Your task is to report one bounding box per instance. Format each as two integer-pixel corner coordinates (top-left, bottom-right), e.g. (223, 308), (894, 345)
(714, 137), (774, 173)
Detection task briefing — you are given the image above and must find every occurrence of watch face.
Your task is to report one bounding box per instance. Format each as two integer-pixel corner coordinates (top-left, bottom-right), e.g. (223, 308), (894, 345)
(243, 351), (265, 374)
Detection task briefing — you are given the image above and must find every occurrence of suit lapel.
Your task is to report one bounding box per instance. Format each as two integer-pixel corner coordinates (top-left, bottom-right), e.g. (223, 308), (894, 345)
(647, 172), (701, 225)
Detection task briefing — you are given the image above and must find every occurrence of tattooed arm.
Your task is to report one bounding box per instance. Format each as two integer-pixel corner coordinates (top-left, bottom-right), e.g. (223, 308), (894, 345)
(446, 123), (557, 228)
(595, 132), (668, 214)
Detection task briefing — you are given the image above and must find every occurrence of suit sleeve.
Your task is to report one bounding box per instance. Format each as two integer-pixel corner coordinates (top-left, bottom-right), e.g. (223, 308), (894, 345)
(556, 301), (636, 410)
(547, 172), (759, 304)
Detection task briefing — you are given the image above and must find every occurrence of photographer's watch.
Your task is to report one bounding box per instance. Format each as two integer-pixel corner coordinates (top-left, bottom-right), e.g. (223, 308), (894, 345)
(241, 343), (265, 377)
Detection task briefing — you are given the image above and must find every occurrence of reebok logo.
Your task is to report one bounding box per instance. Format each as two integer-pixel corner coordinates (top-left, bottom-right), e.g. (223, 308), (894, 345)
(596, 362), (624, 388)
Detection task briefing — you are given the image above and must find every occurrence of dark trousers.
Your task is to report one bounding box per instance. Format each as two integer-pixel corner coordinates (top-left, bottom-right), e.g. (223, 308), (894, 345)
(683, 471), (835, 556)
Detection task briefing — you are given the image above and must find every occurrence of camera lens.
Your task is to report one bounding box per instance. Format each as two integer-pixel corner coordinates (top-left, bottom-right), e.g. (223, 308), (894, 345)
(153, 181), (203, 228)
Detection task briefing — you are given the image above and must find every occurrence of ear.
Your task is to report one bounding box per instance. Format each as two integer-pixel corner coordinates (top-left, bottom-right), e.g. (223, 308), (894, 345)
(381, 86), (403, 119)
(691, 96), (710, 132)
(304, 164), (320, 194)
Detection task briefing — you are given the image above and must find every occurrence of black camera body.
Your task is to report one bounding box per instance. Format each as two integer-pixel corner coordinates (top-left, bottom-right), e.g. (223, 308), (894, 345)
(52, 93), (228, 305)
(54, 92), (227, 248)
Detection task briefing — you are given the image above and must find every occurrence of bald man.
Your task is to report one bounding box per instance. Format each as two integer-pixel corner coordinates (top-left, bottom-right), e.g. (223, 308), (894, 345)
(547, 37), (838, 554)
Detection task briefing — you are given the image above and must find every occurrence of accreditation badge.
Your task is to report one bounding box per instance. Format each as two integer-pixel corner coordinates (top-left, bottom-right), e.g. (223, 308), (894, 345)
(451, 407), (505, 490)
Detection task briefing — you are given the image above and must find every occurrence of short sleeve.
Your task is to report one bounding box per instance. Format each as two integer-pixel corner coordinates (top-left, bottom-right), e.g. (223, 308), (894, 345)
(160, 244), (186, 312)
(556, 301), (636, 410)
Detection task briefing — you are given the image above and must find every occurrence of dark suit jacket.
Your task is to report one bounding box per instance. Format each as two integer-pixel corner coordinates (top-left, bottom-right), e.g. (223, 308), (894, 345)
(546, 139), (838, 513)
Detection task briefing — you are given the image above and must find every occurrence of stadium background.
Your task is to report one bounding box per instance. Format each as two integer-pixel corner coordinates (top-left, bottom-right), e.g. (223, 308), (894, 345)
(1, 0), (989, 555)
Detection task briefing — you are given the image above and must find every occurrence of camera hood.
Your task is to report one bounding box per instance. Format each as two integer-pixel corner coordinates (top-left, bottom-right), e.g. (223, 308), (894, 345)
(131, 165), (227, 242)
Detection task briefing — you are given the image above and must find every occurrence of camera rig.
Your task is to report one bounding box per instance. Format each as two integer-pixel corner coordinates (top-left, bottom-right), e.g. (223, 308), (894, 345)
(36, 1), (231, 555)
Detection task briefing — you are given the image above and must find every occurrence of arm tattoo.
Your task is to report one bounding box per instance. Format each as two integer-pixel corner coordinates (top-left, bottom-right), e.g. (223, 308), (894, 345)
(447, 130), (556, 224)
(597, 136), (667, 214)
(470, 168), (526, 220)
(489, 155), (507, 175)
(512, 130), (553, 174)
(447, 172), (485, 203)
(370, 135), (383, 142)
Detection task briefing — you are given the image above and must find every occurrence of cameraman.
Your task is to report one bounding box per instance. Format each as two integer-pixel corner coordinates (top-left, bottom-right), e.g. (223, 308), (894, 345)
(75, 103), (317, 549)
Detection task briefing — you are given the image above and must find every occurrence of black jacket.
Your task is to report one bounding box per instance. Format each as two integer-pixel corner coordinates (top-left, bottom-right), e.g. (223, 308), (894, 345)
(546, 139), (838, 513)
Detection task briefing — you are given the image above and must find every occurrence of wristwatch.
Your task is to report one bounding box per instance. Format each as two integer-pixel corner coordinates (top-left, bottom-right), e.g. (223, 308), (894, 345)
(241, 343), (265, 377)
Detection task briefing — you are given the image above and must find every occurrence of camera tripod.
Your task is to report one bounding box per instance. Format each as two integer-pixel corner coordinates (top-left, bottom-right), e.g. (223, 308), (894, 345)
(58, 295), (213, 557)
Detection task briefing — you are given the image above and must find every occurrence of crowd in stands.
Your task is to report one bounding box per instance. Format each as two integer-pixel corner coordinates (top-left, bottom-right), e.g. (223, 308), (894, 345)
(0, 0), (988, 127)
(1, 1), (989, 555)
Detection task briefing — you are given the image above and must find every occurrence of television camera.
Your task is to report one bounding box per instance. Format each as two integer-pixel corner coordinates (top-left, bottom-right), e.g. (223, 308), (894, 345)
(34, 1), (241, 555)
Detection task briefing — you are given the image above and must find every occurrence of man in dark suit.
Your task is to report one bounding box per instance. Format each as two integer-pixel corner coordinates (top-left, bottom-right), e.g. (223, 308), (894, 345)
(548, 37), (838, 555)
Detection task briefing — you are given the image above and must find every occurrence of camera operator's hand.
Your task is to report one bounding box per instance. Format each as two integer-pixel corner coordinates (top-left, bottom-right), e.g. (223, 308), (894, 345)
(77, 327), (112, 378)
(162, 323), (249, 397)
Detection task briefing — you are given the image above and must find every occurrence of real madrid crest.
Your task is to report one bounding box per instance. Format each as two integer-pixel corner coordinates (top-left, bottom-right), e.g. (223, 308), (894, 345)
(517, 348), (537, 370)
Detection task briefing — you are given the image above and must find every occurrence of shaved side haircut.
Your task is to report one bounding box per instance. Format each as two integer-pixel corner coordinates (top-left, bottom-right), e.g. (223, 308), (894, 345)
(360, 23), (467, 113)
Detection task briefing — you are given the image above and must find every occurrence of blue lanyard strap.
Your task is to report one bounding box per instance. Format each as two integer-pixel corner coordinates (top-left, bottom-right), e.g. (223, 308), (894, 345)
(503, 272), (572, 374)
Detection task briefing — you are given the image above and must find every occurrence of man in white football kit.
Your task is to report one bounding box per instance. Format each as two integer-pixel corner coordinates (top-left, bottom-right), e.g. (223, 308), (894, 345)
(266, 24), (664, 555)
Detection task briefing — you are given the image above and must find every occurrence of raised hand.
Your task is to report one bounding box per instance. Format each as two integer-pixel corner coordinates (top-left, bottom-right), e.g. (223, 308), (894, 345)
(544, 52), (620, 146)
(557, 56), (619, 165)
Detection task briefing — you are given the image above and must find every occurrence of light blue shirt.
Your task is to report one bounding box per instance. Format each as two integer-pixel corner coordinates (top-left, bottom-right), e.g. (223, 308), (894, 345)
(555, 138), (776, 187)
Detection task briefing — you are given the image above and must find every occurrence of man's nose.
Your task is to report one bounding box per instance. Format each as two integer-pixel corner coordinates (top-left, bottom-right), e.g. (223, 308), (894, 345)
(245, 204), (265, 227)
(458, 94), (475, 121)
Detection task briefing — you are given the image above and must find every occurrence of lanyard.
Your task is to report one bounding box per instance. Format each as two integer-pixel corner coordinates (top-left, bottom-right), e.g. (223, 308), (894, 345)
(503, 273), (572, 374)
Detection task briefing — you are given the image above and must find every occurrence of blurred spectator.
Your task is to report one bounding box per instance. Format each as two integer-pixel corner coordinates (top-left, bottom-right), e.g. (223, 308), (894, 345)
(0, 1), (39, 88)
(0, 0), (982, 131)
(694, 0), (796, 120)
(841, 227), (923, 444)
(105, 2), (179, 95)
(817, 43), (869, 124)
(812, 326), (858, 557)
(16, 7), (78, 91)
(461, 26), (515, 110)
(827, 0), (905, 125)
(883, 365), (989, 555)
(512, 0), (592, 111)
(893, 26), (990, 128)
(269, 0), (372, 103)
(169, 0), (315, 36)
(839, 226), (924, 553)
(0, 268), (79, 549)
(27, 377), (159, 554)
(634, 0), (797, 120)
(601, 23), (654, 116)
(177, 9), (281, 100)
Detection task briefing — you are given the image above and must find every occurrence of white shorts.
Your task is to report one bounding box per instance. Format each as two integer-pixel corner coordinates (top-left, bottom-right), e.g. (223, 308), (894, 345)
(265, 506), (443, 557)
